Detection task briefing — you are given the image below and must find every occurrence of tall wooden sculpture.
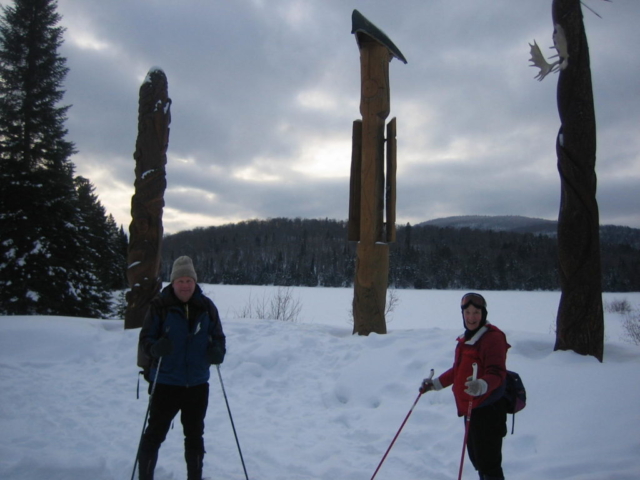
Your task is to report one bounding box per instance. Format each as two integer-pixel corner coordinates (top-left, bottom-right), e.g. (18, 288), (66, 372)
(349, 11), (406, 335)
(124, 68), (171, 329)
(529, 1), (604, 360)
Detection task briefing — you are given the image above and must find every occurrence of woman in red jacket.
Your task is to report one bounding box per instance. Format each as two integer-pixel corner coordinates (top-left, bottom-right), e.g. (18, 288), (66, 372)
(421, 293), (510, 480)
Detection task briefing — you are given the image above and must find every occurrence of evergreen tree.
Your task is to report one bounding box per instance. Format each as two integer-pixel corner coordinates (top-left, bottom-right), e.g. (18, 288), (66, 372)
(0, 0), (112, 317)
(113, 217), (130, 289)
(74, 177), (128, 291)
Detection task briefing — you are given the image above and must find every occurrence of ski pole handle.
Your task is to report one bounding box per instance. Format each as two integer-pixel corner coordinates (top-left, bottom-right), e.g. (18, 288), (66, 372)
(471, 362), (478, 381)
(418, 369), (435, 395)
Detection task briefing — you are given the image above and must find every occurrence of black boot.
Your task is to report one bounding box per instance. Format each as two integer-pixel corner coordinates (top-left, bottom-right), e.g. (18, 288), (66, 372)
(138, 447), (158, 480)
(185, 449), (204, 480)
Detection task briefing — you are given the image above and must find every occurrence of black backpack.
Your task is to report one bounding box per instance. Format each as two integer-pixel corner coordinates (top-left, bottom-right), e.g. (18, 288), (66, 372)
(503, 370), (526, 433)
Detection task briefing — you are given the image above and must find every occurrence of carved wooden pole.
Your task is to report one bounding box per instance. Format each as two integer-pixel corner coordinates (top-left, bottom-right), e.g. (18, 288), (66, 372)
(349, 11), (405, 335)
(124, 68), (171, 329)
(551, 0), (604, 360)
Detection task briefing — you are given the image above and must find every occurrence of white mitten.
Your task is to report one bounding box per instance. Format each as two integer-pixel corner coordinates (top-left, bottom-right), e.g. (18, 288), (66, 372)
(464, 377), (488, 396)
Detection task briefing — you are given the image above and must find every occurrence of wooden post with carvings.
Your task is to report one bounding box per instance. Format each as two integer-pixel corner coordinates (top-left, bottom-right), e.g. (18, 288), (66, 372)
(124, 68), (171, 329)
(551, 0), (604, 361)
(349, 10), (406, 335)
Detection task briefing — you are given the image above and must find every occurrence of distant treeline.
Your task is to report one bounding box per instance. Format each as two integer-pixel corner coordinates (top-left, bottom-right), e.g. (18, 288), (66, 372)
(160, 218), (640, 292)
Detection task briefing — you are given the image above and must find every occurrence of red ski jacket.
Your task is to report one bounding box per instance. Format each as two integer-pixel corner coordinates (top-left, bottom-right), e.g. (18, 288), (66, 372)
(438, 323), (510, 416)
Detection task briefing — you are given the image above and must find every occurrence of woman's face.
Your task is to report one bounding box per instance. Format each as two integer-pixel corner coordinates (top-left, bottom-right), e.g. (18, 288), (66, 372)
(463, 305), (483, 331)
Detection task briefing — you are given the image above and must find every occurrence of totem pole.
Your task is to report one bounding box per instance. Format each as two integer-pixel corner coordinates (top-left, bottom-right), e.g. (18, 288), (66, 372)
(529, 0), (604, 360)
(124, 68), (171, 329)
(349, 10), (406, 335)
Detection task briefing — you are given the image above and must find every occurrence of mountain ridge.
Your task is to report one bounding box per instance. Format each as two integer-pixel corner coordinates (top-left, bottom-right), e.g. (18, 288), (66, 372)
(418, 215), (559, 234)
(417, 214), (640, 236)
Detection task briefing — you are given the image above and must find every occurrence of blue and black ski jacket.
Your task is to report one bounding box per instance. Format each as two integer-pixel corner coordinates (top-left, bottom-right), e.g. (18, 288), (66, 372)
(140, 284), (226, 387)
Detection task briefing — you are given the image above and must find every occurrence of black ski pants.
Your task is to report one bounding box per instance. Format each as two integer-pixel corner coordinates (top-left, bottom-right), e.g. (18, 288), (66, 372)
(467, 397), (508, 479)
(141, 382), (210, 454)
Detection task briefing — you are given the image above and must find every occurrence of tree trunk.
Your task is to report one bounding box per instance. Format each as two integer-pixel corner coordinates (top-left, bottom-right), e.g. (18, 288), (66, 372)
(124, 68), (171, 329)
(552, 0), (604, 361)
(353, 243), (388, 335)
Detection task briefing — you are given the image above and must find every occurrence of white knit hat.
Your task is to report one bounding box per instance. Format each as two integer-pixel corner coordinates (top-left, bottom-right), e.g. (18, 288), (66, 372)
(170, 256), (197, 282)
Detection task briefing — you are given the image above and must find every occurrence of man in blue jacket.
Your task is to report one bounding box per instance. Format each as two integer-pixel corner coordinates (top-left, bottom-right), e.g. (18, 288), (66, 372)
(138, 256), (226, 480)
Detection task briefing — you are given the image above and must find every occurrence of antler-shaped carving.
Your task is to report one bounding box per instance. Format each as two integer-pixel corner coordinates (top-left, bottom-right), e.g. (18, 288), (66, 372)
(529, 41), (555, 81)
(529, 24), (569, 81)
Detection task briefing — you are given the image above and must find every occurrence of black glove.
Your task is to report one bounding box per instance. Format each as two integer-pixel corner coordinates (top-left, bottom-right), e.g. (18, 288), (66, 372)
(151, 336), (173, 358)
(419, 378), (434, 394)
(419, 376), (442, 394)
(207, 343), (225, 365)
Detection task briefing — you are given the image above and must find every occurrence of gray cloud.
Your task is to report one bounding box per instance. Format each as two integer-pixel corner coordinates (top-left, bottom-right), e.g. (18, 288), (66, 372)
(56, 0), (640, 233)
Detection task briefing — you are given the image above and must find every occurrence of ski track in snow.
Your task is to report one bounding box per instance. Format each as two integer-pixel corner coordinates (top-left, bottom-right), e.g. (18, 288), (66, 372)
(1, 287), (639, 479)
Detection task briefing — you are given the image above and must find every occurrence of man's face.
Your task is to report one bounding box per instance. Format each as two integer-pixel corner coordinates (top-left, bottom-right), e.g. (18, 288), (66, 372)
(172, 276), (196, 303)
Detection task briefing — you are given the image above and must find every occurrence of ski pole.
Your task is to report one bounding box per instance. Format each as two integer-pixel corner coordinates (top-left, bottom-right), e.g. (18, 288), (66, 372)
(457, 362), (478, 480)
(370, 369), (434, 480)
(217, 365), (250, 480)
(131, 356), (163, 480)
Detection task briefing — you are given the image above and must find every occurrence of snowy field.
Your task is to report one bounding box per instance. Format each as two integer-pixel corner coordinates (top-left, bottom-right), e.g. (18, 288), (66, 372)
(1, 286), (639, 480)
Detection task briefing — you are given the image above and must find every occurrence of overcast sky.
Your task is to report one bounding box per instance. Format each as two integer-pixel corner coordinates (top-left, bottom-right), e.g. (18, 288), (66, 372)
(53, 0), (639, 234)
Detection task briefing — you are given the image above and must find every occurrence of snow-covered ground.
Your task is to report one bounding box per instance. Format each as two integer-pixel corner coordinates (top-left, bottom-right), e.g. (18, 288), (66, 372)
(1, 286), (639, 480)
